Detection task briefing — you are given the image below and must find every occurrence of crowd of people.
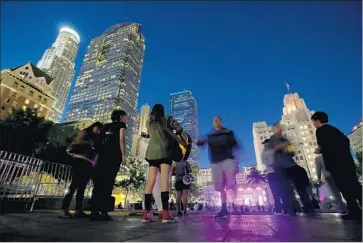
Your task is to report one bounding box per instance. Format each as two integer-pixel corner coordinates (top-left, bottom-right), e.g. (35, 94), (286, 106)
(59, 104), (362, 223)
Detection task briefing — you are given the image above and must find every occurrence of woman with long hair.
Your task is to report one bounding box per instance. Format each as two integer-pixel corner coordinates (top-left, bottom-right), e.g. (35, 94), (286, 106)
(60, 122), (103, 218)
(142, 104), (184, 223)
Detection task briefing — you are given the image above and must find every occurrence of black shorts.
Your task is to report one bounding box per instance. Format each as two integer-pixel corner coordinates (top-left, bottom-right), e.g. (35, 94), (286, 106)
(146, 158), (173, 167)
(175, 180), (190, 191)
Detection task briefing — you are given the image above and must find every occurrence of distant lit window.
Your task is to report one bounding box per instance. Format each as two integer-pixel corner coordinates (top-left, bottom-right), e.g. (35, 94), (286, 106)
(25, 66), (29, 70)
(25, 99), (30, 104)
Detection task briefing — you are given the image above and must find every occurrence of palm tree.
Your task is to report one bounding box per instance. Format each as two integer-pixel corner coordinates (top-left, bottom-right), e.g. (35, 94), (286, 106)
(246, 167), (267, 184)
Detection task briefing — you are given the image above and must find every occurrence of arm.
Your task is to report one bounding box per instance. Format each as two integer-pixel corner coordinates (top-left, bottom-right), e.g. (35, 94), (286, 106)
(75, 130), (90, 144)
(119, 128), (126, 162)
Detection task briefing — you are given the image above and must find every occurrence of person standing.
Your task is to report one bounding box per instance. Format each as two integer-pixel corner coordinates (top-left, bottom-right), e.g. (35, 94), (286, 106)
(261, 139), (294, 215)
(90, 110), (127, 221)
(142, 104), (184, 223)
(311, 111), (362, 221)
(174, 160), (192, 216)
(315, 153), (346, 214)
(267, 123), (314, 214)
(60, 122), (103, 218)
(196, 116), (239, 219)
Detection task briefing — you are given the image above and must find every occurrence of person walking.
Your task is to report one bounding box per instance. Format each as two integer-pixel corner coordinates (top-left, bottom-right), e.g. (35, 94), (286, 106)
(315, 153), (347, 214)
(142, 104), (184, 223)
(173, 133), (193, 216)
(90, 110), (127, 221)
(267, 123), (314, 214)
(261, 139), (294, 215)
(196, 116), (240, 219)
(311, 111), (362, 221)
(60, 122), (103, 218)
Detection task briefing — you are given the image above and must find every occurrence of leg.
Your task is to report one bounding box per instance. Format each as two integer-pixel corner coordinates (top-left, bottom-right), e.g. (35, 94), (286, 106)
(152, 170), (163, 211)
(61, 160), (81, 212)
(182, 189), (189, 214)
(159, 163), (171, 210)
(144, 165), (158, 210)
(176, 189), (182, 213)
(75, 162), (93, 215)
(267, 173), (282, 213)
(223, 159), (237, 202)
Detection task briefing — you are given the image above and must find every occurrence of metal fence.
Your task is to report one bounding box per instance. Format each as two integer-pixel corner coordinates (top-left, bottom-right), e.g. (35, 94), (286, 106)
(0, 150), (93, 212)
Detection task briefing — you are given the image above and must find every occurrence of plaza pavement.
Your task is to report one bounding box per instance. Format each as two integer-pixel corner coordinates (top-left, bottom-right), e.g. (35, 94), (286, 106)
(0, 211), (361, 242)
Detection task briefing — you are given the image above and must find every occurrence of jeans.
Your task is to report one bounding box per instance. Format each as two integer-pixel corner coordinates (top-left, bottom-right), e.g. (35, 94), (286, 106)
(267, 171), (294, 213)
(62, 158), (93, 211)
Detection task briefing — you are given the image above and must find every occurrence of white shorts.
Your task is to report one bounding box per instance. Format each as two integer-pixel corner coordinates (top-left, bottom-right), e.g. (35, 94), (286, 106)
(211, 159), (237, 191)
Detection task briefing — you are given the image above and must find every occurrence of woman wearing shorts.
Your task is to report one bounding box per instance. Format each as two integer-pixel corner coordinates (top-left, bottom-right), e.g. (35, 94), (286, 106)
(142, 104), (184, 223)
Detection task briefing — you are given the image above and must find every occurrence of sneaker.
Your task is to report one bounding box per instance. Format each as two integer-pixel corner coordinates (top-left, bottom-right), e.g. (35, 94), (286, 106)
(73, 211), (89, 218)
(100, 212), (113, 221)
(89, 212), (112, 221)
(183, 212), (189, 216)
(177, 211), (183, 216)
(142, 210), (153, 223)
(59, 209), (72, 219)
(160, 210), (175, 223)
(215, 209), (229, 219)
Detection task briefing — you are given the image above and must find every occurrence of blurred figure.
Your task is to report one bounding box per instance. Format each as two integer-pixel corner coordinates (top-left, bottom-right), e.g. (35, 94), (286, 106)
(312, 111), (362, 221)
(261, 138), (294, 215)
(315, 153), (346, 213)
(197, 116), (240, 219)
(60, 122), (103, 218)
(142, 104), (184, 223)
(267, 123), (314, 214)
(90, 110), (127, 221)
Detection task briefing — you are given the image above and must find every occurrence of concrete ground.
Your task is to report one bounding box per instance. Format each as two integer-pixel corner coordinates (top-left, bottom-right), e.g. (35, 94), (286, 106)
(0, 211), (361, 242)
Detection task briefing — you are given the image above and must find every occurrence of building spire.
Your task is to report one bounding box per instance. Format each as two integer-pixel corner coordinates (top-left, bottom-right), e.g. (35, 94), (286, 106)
(285, 80), (291, 94)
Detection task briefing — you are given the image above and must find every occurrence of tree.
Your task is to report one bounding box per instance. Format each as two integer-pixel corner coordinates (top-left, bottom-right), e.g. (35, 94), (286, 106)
(189, 182), (204, 202)
(117, 156), (147, 205)
(246, 167), (267, 184)
(0, 108), (53, 156)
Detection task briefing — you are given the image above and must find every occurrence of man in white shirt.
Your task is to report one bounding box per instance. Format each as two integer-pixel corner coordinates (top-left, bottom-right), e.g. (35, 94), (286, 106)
(315, 152), (346, 213)
(262, 139), (294, 215)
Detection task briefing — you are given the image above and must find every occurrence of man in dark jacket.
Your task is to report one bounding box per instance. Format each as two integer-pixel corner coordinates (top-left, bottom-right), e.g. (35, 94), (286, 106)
(311, 111), (362, 221)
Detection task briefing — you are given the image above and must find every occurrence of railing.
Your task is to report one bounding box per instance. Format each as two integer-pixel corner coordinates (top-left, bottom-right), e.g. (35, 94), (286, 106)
(0, 150), (93, 212)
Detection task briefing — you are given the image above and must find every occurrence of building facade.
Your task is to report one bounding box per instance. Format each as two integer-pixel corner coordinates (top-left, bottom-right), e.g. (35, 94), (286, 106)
(131, 104), (150, 158)
(37, 27), (80, 123)
(65, 23), (145, 155)
(348, 120), (362, 156)
(170, 91), (199, 167)
(253, 92), (319, 181)
(0, 63), (55, 119)
(60, 118), (94, 131)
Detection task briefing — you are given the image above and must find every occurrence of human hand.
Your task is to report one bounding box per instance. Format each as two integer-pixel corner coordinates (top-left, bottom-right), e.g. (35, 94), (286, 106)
(315, 147), (321, 154)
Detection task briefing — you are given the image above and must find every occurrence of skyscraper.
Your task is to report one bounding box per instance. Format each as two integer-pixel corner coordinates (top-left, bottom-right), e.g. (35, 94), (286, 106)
(37, 27), (80, 122)
(65, 23), (145, 155)
(131, 104), (150, 158)
(170, 90), (199, 167)
(253, 90), (319, 181)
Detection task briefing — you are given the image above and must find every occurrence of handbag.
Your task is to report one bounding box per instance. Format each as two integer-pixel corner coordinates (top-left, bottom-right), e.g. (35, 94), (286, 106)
(163, 126), (188, 162)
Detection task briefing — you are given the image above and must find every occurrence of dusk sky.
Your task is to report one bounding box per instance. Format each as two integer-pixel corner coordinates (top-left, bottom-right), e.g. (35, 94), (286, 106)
(1, 1), (361, 168)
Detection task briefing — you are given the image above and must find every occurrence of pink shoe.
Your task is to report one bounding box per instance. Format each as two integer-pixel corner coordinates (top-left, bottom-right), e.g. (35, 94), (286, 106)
(142, 210), (153, 223)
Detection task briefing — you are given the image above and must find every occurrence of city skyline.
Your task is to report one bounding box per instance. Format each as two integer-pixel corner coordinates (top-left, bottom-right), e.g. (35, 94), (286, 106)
(1, 1), (361, 168)
(65, 23), (145, 155)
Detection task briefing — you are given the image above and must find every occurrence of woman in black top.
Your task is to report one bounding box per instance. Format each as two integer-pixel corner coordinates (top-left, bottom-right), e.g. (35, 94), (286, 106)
(60, 122), (103, 219)
(90, 110), (127, 221)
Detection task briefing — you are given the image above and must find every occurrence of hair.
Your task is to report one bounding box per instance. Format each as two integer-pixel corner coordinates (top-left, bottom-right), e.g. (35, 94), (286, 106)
(214, 116), (222, 121)
(149, 104), (165, 124)
(84, 122), (103, 133)
(311, 111), (329, 124)
(111, 109), (127, 122)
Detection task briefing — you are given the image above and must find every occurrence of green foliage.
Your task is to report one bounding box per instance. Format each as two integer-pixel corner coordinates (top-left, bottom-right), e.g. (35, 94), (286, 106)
(0, 108), (80, 165)
(0, 108), (53, 156)
(246, 167), (267, 184)
(189, 182), (203, 202)
(117, 157), (147, 203)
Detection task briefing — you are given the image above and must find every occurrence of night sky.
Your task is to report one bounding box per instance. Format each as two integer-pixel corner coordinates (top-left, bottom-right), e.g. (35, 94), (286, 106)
(1, 1), (361, 168)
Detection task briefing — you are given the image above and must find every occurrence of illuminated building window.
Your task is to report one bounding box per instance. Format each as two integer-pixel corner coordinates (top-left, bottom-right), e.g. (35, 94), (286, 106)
(25, 99), (30, 104)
